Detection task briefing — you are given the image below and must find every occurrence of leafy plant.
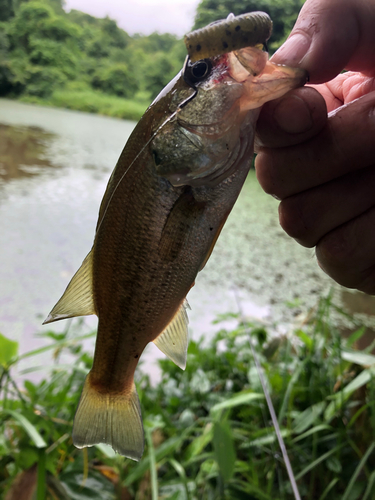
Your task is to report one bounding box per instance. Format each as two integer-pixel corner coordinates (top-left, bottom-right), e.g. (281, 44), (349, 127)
(1, 295), (375, 499)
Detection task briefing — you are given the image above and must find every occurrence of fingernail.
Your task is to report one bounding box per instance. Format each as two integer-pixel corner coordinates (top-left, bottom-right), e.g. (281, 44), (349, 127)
(274, 95), (313, 134)
(272, 33), (311, 66)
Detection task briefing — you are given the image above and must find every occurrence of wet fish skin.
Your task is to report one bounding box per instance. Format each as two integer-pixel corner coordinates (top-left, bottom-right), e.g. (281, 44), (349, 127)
(44, 40), (307, 460)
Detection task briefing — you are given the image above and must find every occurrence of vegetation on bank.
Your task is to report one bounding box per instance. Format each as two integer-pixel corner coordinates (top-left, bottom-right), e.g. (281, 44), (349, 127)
(1, 294), (375, 500)
(0, 0), (185, 119)
(0, 0), (305, 120)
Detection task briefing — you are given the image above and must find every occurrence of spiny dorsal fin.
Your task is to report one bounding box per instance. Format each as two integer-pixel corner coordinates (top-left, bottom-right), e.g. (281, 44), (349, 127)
(153, 300), (190, 370)
(43, 250), (95, 324)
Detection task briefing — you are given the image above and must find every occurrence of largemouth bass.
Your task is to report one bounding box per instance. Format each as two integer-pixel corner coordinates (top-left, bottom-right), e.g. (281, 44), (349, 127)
(44, 12), (307, 461)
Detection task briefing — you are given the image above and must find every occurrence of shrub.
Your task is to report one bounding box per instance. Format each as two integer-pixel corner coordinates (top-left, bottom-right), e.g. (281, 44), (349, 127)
(1, 296), (375, 499)
(25, 65), (67, 97)
(91, 63), (138, 98)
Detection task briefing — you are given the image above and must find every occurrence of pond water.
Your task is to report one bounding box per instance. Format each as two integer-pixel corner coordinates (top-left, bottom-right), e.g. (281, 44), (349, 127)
(0, 98), (374, 376)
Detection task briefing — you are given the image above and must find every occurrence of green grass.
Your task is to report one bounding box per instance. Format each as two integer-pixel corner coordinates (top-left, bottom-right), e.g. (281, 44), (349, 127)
(1, 294), (375, 499)
(19, 88), (149, 121)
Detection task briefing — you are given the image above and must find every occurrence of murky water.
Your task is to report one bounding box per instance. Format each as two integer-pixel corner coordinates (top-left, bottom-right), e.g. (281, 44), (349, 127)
(1, 98), (374, 376)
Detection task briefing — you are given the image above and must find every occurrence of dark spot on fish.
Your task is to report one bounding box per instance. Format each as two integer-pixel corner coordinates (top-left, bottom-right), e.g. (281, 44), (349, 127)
(189, 44), (192, 48)
(134, 354), (139, 358)
(225, 29), (231, 36)
(132, 336), (136, 341)
(196, 44), (201, 52)
(222, 41), (228, 49)
(235, 25), (241, 31)
(243, 36), (248, 43)
(210, 227), (213, 231)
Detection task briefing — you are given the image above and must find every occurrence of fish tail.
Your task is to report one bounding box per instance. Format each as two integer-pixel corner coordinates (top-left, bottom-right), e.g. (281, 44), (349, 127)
(72, 374), (144, 461)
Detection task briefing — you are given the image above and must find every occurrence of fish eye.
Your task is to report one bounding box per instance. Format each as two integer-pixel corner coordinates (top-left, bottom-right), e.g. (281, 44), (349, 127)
(183, 57), (213, 87)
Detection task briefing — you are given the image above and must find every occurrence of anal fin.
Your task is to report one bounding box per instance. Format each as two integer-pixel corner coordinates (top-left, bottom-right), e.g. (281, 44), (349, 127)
(153, 300), (190, 370)
(43, 250), (95, 324)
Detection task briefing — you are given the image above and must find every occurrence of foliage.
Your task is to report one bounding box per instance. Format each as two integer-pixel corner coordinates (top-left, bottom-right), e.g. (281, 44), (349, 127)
(1, 0), (308, 118)
(1, 295), (375, 499)
(0, 0), (186, 117)
(194, 0), (306, 51)
(91, 63), (138, 99)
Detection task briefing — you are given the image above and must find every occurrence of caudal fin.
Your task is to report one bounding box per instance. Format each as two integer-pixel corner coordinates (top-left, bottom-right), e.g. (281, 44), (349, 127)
(72, 374), (144, 461)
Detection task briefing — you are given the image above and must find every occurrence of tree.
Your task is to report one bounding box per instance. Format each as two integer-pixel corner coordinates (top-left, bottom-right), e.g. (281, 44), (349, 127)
(142, 52), (179, 99)
(91, 63), (138, 98)
(101, 17), (130, 49)
(0, 0), (15, 21)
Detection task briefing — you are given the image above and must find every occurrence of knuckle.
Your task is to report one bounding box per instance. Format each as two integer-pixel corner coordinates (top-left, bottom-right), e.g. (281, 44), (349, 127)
(315, 228), (367, 290)
(255, 152), (283, 198)
(278, 197), (315, 246)
(356, 271), (375, 295)
(317, 229), (354, 269)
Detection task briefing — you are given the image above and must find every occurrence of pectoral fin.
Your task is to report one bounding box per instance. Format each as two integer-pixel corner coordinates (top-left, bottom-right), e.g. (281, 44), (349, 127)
(159, 189), (206, 262)
(153, 300), (190, 370)
(43, 250), (95, 324)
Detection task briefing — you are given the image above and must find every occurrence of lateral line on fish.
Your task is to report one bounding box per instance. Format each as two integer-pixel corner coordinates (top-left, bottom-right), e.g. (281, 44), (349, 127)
(95, 89), (198, 235)
(234, 291), (302, 500)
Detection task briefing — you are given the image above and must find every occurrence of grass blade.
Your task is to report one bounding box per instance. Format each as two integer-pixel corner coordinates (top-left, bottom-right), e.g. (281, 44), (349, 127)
(210, 391), (263, 415)
(363, 470), (375, 500)
(213, 421), (235, 482)
(318, 478), (339, 500)
(342, 441), (375, 500)
(37, 448), (46, 500)
(145, 427), (158, 500)
(324, 368), (375, 422)
(341, 349), (375, 367)
(169, 458), (191, 500)
(278, 361), (305, 425)
(292, 424), (331, 444)
(17, 332), (95, 360)
(2, 409), (47, 448)
(295, 444), (343, 481)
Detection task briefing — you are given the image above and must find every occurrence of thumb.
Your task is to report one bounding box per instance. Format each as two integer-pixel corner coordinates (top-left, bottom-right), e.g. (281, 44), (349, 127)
(271, 0), (375, 84)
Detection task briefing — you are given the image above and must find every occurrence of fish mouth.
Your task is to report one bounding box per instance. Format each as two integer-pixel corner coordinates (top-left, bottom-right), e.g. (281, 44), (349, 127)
(228, 45), (308, 110)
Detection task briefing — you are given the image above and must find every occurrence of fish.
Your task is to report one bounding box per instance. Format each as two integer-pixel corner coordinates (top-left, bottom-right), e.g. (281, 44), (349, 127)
(44, 12), (307, 461)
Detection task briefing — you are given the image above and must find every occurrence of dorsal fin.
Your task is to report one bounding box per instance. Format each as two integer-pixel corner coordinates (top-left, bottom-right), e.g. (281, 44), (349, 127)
(43, 250), (95, 324)
(153, 300), (190, 370)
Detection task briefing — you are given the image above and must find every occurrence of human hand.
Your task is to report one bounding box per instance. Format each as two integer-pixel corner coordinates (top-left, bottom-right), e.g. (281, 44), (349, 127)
(255, 0), (375, 294)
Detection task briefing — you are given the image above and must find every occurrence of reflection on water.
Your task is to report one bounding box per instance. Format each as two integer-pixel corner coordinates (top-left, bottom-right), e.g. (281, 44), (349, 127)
(0, 124), (57, 182)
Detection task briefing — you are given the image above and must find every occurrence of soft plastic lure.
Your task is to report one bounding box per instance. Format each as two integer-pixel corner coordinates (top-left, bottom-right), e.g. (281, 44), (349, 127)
(184, 11), (272, 62)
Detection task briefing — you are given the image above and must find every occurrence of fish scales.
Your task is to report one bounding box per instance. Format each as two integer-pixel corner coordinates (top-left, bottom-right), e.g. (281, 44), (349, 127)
(92, 114), (253, 384)
(44, 11), (307, 460)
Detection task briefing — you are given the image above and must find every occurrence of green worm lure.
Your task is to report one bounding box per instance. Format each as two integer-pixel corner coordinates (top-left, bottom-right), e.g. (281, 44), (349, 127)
(184, 11), (273, 62)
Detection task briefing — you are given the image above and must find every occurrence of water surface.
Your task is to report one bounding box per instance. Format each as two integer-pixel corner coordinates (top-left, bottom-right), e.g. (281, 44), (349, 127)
(1, 99), (373, 375)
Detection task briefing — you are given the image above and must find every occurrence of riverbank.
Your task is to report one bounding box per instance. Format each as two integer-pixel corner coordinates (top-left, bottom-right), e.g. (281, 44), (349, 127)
(18, 88), (149, 121)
